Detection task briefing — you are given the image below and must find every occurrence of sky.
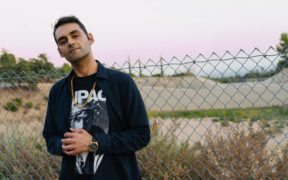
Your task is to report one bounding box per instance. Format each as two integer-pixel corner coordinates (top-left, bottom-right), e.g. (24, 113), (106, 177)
(0, 0), (287, 67)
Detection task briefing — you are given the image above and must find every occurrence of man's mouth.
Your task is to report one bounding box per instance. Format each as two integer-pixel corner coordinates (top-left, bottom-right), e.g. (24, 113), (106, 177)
(70, 48), (80, 54)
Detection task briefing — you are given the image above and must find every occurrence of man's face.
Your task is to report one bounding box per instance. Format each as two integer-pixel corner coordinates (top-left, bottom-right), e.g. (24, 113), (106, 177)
(54, 23), (94, 62)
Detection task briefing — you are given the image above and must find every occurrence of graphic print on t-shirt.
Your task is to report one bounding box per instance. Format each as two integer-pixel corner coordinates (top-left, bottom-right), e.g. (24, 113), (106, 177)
(70, 88), (109, 174)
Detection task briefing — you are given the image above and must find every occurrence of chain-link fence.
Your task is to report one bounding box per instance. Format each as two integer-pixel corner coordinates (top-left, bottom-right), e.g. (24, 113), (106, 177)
(0, 47), (288, 179)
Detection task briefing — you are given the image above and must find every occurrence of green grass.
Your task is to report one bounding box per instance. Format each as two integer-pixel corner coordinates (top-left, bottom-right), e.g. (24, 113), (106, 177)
(148, 106), (288, 133)
(148, 106), (288, 121)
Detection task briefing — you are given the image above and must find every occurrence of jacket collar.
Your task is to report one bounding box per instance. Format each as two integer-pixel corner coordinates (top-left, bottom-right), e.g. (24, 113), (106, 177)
(95, 60), (109, 79)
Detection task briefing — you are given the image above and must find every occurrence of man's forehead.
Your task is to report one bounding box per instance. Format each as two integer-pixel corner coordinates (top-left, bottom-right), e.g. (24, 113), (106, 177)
(55, 23), (82, 39)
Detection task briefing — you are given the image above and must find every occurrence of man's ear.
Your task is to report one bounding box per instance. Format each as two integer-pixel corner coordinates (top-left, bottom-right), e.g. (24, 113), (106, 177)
(87, 33), (94, 45)
(58, 48), (64, 57)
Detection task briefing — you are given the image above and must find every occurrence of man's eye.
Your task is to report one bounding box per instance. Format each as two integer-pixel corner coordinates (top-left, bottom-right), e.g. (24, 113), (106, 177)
(58, 39), (67, 45)
(72, 34), (80, 38)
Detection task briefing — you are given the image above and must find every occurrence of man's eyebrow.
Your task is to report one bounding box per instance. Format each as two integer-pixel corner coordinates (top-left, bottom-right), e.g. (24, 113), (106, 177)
(56, 29), (81, 42)
(69, 30), (80, 35)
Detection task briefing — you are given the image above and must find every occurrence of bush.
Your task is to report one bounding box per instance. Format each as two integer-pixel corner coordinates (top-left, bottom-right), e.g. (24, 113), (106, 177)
(137, 121), (288, 179)
(4, 101), (18, 112)
(194, 128), (264, 178)
(4, 98), (24, 112)
(24, 101), (33, 109)
(3, 99), (36, 111)
(274, 143), (288, 176)
(0, 133), (61, 179)
(193, 127), (288, 179)
(137, 122), (200, 179)
(13, 98), (23, 106)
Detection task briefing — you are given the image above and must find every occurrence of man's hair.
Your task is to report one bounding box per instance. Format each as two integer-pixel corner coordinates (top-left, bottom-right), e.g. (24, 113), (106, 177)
(53, 15), (89, 43)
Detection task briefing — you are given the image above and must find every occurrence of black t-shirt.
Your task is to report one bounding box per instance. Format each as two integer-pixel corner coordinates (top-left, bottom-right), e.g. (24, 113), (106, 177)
(70, 73), (109, 175)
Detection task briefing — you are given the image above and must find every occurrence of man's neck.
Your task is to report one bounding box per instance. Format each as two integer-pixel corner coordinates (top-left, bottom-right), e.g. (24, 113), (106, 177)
(72, 56), (98, 77)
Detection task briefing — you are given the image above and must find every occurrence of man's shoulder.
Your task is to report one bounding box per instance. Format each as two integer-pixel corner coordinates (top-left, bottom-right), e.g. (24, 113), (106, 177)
(105, 67), (133, 82)
(53, 76), (67, 87)
(49, 76), (68, 93)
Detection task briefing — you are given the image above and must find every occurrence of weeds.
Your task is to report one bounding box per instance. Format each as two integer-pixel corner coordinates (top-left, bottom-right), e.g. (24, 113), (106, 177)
(0, 121), (287, 179)
(4, 98), (36, 112)
(0, 133), (60, 179)
(194, 127), (273, 179)
(137, 121), (201, 179)
(137, 121), (288, 179)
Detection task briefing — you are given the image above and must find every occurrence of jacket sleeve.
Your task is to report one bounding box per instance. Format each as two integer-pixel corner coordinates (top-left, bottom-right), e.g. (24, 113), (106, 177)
(42, 86), (63, 156)
(94, 75), (150, 154)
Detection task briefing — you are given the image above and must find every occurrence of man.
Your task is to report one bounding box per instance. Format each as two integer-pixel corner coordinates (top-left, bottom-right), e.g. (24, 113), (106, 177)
(42, 16), (150, 180)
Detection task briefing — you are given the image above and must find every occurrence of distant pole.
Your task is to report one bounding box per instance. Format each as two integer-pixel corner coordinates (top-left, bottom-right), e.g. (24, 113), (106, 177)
(160, 56), (164, 77)
(128, 56), (132, 76)
(138, 59), (142, 77)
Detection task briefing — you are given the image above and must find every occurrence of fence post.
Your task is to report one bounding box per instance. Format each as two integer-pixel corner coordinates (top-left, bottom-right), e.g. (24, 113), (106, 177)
(128, 56), (132, 76)
(160, 57), (164, 77)
(138, 59), (143, 77)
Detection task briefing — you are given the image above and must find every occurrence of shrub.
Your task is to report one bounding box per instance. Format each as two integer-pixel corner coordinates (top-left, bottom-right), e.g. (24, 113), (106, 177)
(0, 133), (60, 179)
(274, 144), (288, 177)
(193, 126), (288, 179)
(13, 98), (23, 106)
(137, 121), (200, 179)
(4, 101), (18, 112)
(24, 101), (33, 109)
(137, 121), (288, 179)
(4, 98), (25, 112)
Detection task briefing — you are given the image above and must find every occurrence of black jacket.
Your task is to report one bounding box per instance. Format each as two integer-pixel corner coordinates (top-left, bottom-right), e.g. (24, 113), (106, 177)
(42, 62), (150, 180)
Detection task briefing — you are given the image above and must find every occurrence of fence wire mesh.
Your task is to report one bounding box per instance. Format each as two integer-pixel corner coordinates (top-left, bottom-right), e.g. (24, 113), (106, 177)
(0, 47), (287, 179)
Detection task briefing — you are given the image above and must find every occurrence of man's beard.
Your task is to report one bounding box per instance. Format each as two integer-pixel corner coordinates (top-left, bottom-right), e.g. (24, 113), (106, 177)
(67, 51), (90, 63)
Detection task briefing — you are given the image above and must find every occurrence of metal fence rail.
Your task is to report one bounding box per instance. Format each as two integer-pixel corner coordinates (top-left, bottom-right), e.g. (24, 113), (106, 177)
(0, 47), (287, 179)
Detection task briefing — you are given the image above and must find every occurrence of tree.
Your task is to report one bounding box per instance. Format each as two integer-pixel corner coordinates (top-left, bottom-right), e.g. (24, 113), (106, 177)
(58, 63), (72, 74)
(0, 50), (16, 67)
(14, 58), (33, 87)
(30, 53), (55, 76)
(38, 53), (49, 62)
(276, 33), (288, 71)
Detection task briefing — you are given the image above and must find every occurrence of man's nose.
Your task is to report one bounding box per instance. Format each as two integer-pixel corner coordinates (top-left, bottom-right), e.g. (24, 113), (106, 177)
(67, 37), (76, 47)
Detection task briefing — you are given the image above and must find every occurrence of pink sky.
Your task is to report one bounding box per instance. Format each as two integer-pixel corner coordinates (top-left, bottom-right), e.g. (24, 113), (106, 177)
(0, 0), (287, 67)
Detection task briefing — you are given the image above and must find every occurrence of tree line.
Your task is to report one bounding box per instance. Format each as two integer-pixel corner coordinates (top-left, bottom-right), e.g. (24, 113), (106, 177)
(206, 33), (288, 83)
(0, 33), (287, 87)
(276, 33), (288, 70)
(0, 50), (71, 89)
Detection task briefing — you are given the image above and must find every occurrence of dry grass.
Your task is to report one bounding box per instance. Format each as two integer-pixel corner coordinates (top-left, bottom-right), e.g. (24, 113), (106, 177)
(137, 122), (200, 179)
(137, 122), (288, 179)
(0, 83), (51, 123)
(0, 133), (61, 179)
(0, 83), (288, 179)
(194, 128), (274, 179)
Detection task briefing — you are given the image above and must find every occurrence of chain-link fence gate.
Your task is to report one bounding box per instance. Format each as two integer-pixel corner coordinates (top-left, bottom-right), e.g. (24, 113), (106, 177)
(0, 47), (287, 179)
